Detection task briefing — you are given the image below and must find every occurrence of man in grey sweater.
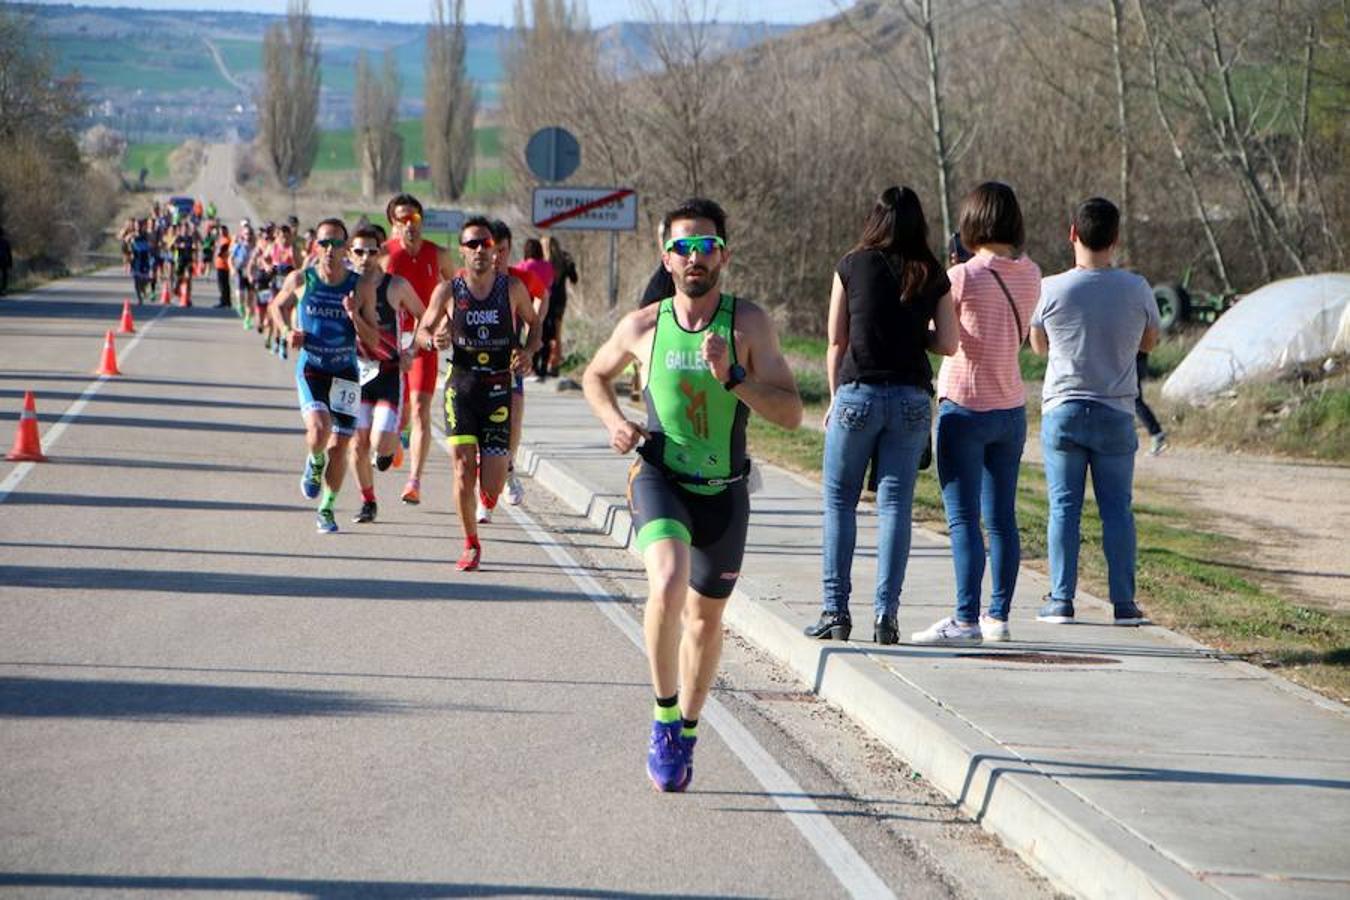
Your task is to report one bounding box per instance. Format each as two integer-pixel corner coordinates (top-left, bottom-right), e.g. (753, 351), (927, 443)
(1029, 197), (1160, 626)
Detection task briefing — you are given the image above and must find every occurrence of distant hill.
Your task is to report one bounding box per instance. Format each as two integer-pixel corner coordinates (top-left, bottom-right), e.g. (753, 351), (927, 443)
(20, 3), (798, 143)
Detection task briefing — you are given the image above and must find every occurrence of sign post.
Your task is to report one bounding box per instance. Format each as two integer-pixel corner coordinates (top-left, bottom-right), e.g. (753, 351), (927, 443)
(532, 187), (638, 309)
(525, 127), (581, 184)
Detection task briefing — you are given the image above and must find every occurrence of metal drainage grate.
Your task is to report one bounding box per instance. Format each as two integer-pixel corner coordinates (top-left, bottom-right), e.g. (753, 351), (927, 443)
(960, 652), (1120, 665)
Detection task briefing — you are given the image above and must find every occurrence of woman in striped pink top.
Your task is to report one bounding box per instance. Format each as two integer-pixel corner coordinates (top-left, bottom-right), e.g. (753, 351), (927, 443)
(912, 182), (1041, 646)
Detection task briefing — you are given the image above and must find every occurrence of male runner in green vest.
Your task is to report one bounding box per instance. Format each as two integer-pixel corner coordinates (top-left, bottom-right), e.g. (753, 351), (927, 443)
(583, 198), (802, 792)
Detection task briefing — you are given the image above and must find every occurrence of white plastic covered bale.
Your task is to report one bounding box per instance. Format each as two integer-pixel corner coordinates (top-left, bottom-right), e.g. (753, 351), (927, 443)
(1161, 274), (1350, 405)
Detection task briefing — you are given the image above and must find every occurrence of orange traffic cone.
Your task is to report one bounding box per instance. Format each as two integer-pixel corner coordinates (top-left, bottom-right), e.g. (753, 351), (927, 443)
(6, 391), (48, 462)
(160, 281), (171, 304)
(119, 301), (136, 334)
(179, 284), (191, 307)
(95, 330), (122, 376)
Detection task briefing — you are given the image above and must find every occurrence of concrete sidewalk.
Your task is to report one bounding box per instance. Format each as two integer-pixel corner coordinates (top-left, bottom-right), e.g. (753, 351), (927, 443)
(515, 383), (1350, 900)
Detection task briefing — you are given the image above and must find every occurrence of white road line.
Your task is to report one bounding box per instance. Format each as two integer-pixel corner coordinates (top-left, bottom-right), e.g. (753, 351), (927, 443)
(505, 502), (897, 900)
(0, 304), (171, 505)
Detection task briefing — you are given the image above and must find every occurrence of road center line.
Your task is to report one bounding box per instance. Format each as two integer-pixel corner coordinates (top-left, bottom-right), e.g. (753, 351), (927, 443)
(504, 501), (897, 900)
(0, 302), (171, 505)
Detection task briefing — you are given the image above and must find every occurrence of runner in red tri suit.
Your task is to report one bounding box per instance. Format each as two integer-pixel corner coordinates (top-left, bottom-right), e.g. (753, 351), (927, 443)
(383, 193), (457, 505)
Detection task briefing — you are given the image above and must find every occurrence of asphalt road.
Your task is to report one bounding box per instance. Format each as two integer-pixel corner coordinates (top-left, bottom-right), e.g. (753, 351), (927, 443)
(0, 196), (1054, 898)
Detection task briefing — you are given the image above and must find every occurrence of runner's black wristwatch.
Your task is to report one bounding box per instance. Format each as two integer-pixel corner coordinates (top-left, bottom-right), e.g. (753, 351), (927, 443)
(723, 363), (746, 392)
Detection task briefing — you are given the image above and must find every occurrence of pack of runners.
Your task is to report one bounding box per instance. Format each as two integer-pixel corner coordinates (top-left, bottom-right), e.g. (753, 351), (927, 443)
(205, 192), (790, 797)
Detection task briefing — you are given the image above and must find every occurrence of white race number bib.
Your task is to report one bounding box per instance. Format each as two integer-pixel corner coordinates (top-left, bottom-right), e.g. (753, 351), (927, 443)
(328, 377), (361, 417)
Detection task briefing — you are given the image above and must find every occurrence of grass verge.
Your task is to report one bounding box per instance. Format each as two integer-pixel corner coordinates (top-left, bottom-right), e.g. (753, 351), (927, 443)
(745, 411), (1349, 703)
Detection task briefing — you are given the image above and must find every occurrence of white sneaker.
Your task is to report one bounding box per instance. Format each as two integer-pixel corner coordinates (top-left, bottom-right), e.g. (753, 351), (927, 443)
(980, 616), (1011, 642)
(911, 617), (983, 646)
(504, 474), (524, 506)
(476, 498), (492, 524)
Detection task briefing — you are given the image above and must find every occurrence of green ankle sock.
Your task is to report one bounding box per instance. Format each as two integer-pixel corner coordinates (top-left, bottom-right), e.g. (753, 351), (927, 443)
(653, 701), (680, 725)
(319, 487), (337, 513)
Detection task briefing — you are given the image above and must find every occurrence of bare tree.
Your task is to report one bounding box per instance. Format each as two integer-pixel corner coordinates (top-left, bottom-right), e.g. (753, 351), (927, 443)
(1135, 0), (1233, 292)
(354, 50), (403, 201)
(1107, 0), (1133, 262)
(425, 0), (477, 201)
(258, 0), (321, 189)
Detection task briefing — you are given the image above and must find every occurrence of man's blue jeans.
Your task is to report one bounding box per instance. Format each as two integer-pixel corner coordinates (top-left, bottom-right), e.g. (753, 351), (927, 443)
(822, 382), (930, 618)
(935, 400), (1026, 623)
(1041, 400), (1138, 605)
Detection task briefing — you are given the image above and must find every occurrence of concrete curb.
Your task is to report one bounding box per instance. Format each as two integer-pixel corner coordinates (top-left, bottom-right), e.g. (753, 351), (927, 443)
(517, 440), (1227, 899)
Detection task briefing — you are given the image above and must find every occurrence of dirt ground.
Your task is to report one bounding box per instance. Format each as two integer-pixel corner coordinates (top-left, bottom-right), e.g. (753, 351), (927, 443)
(1022, 436), (1350, 616)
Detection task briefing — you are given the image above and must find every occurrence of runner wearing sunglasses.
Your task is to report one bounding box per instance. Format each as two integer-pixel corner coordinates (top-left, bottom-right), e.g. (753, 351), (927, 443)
(347, 227), (426, 525)
(487, 219), (548, 515)
(582, 198), (802, 792)
(269, 218), (382, 533)
(384, 193), (458, 507)
(415, 216), (539, 572)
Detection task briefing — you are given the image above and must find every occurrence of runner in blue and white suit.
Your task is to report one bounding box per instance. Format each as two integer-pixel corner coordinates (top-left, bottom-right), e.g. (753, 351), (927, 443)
(269, 217), (381, 533)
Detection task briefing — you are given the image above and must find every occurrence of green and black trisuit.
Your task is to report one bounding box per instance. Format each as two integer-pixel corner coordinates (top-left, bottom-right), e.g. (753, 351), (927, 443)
(629, 294), (751, 600)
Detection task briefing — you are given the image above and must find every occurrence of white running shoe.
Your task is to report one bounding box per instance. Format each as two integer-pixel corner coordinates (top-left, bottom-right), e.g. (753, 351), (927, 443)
(504, 474), (524, 506)
(476, 497), (492, 524)
(980, 616), (1011, 642)
(911, 617), (983, 646)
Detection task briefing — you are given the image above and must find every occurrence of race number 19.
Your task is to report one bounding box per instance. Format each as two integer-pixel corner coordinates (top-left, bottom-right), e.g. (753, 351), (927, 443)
(329, 378), (361, 417)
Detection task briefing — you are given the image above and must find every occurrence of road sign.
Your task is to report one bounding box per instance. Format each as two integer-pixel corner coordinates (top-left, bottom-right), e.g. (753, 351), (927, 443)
(422, 208), (465, 235)
(532, 187), (637, 232)
(525, 127), (581, 183)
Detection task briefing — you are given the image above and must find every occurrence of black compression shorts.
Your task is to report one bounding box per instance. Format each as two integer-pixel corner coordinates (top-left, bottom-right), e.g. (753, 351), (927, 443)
(443, 368), (512, 456)
(360, 364), (401, 408)
(626, 458), (750, 600)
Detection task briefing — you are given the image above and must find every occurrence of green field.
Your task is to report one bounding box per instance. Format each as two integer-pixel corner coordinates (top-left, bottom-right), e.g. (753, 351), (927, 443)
(51, 36), (231, 91)
(312, 122), (501, 172)
(123, 142), (176, 180)
(176, 36), (502, 103)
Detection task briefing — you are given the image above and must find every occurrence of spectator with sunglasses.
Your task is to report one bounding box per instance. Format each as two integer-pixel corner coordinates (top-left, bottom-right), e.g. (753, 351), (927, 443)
(384, 193), (458, 507)
(582, 197), (802, 792)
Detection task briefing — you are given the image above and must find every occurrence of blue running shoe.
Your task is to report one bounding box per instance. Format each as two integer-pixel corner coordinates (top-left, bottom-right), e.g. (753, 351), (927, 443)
(300, 455), (325, 500)
(646, 721), (688, 793)
(316, 509), (338, 534)
(676, 732), (698, 792)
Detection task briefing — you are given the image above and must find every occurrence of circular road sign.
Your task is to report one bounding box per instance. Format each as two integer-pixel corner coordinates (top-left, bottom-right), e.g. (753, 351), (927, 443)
(525, 127), (581, 183)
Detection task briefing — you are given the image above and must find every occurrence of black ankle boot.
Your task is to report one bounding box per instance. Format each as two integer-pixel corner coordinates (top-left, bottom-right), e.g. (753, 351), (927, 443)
(804, 611), (852, 641)
(874, 613), (899, 645)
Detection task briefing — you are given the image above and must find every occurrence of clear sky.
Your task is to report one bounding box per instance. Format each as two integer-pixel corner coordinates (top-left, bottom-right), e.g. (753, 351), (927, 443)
(34, 0), (844, 27)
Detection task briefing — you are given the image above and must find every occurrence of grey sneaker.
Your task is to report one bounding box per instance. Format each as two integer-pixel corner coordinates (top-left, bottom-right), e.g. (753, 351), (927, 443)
(911, 617), (982, 645)
(1036, 596), (1075, 624)
(1149, 433), (1168, 455)
(504, 473), (524, 506)
(1113, 602), (1151, 625)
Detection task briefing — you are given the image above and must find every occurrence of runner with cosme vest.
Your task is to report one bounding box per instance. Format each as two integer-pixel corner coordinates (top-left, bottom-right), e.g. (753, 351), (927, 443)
(415, 215), (540, 572)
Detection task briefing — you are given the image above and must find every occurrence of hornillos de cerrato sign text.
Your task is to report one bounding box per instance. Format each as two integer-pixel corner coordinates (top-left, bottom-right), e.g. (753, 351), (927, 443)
(532, 187), (638, 232)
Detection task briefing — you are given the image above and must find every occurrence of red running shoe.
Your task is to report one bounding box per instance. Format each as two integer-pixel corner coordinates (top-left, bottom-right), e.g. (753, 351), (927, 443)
(456, 543), (481, 572)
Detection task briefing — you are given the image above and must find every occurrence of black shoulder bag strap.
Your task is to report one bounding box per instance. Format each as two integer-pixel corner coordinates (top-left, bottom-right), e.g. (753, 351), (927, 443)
(987, 268), (1027, 346)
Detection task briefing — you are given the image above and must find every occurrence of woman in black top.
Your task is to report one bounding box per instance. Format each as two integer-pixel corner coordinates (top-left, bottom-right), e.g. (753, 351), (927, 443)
(805, 186), (957, 644)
